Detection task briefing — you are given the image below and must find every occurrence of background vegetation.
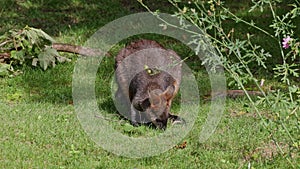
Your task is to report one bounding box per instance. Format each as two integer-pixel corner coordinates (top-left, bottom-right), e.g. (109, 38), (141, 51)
(0, 0), (299, 168)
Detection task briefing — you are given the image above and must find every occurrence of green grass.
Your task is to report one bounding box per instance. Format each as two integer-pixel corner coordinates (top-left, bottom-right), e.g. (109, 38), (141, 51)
(0, 97), (298, 168)
(1, 64), (298, 168)
(0, 0), (299, 168)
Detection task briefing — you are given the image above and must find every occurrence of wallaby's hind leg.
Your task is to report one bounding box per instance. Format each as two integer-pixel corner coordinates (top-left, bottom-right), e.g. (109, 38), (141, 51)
(169, 114), (186, 125)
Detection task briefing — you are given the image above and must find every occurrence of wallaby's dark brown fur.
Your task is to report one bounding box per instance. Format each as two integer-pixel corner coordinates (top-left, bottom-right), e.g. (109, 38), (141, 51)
(114, 39), (183, 129)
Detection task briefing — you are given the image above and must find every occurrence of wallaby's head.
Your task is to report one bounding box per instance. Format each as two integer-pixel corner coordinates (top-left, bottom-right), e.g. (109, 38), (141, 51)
(141, 85), (175, 130)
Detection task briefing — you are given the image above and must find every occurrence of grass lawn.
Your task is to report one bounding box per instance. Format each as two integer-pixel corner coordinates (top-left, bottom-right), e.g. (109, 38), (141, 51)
(0, 0), (299, 168)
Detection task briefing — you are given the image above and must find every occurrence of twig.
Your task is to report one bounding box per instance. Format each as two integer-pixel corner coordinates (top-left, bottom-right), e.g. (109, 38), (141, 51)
(0, 52), (10, 60)
(0, 40), (12, 47)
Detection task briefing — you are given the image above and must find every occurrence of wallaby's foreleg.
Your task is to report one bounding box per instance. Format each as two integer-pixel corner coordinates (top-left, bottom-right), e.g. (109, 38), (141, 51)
(130, 104), (140, 127)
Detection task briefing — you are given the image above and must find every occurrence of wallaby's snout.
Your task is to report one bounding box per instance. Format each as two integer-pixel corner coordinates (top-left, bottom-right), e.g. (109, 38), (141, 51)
(154, 118), (168, 130)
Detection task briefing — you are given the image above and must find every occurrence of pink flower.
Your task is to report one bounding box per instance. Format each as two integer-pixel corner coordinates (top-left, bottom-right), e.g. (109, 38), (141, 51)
(282, 36), (291, 49)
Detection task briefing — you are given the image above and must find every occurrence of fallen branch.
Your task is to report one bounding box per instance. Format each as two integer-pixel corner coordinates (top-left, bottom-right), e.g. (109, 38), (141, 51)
(52, 43), (109, 57)
(226, 89), (263, 98)
(205, 89), (264, 101)
(0, 52), (10, 59)
(0, 43), (109, 61)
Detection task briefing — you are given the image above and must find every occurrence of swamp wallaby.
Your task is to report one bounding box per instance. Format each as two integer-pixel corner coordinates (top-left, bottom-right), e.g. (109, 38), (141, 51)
(114, 39), (184, 129)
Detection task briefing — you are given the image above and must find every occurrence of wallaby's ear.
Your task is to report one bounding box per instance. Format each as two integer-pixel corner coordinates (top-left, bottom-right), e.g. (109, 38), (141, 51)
(163, 85), (175, 100)
(149, 90), (162, 106)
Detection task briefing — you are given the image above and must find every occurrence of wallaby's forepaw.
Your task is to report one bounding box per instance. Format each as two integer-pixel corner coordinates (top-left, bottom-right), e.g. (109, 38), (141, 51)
(169, 114), (186, 125)
(130, 121), (140, 127)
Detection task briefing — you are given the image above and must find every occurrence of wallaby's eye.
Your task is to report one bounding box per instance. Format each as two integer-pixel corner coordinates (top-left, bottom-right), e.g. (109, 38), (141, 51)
(140, 98), (150, 110)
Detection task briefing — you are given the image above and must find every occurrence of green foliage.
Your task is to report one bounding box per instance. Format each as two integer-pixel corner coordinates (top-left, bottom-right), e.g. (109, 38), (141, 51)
(0, 63), (10, 76)
(36, 47), (59, 70)
(140, 0), (300, 167)
(0, 26), (70, 76)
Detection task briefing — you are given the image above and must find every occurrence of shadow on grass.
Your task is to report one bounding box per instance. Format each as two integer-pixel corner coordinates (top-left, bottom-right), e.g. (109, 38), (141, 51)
(0, 0), (176, 37)
(0, 0), (131, 36)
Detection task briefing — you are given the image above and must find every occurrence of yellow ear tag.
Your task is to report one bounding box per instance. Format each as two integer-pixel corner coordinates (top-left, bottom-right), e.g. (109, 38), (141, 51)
(144, 65), (152, 75)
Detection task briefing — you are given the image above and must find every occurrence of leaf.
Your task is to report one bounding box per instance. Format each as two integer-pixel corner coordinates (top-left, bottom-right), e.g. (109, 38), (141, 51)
(56, 56), (71, 63)
(38, 47), (58, 70)
(30, 27), (55, 43)
(32, 58), (38, 67)
(23, 26), (55, 46)
(0, 63), (10, 76)
(289, 85), (299, 93)
(24, 27), (39, 45)
(10, 50), (25, 64)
